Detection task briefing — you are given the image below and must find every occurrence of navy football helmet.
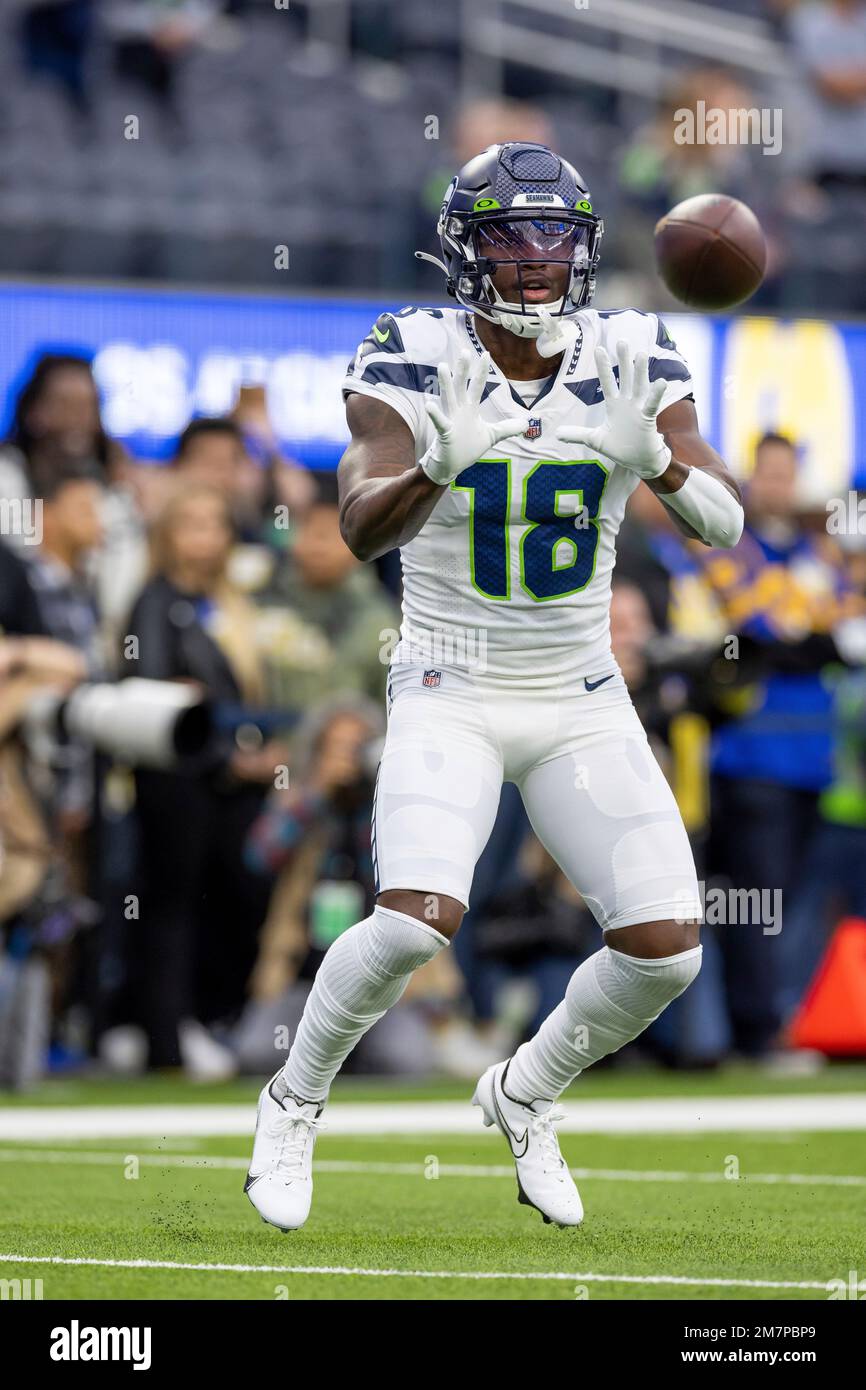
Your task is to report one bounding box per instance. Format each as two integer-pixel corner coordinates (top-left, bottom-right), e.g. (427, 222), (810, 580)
(417, 142), (603, 338)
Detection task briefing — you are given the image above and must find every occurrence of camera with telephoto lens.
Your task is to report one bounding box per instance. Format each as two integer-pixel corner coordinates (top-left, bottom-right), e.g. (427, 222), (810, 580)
(23, 678), (213, 771)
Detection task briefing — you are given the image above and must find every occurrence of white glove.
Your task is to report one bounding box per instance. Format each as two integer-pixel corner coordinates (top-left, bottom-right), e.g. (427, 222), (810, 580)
(533, 305), (581, 360)
(421, 351), (526, 486)
(556, 340), (672, 480)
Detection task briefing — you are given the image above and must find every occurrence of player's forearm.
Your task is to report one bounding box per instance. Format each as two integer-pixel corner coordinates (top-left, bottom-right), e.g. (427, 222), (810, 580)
(649, 439), (741, 505)
(654, 401), (741, 504)
(339, 391), (448, 562)
(339, 457), (444, 562)
(659, 466), (744, 548)
(646, 447), (743, 548)
(646, 415), (743, 546)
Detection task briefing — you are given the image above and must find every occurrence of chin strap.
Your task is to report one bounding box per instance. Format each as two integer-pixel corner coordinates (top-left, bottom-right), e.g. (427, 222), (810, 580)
(495, 313), (546, 340)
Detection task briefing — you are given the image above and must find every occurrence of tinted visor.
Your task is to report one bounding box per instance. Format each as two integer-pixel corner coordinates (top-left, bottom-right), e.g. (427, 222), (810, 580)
(474, 215), (590, 262)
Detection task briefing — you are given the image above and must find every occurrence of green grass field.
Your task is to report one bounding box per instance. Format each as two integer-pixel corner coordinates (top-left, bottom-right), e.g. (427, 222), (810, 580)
(1, 1065), (865, 1301)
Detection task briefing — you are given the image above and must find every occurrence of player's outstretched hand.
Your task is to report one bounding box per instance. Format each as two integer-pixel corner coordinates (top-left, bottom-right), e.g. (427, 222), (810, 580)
(556, 341), (672, 479)
(421, 351), (526, 486)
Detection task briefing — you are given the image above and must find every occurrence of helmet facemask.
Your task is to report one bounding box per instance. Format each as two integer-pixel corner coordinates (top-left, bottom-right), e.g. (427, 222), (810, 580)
(439, 206), (603, 339)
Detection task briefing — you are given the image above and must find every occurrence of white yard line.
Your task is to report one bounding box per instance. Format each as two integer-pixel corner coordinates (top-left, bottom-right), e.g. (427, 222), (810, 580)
(0, 1251), (832, 1292)
(0, 1147), (864, 1188)
(1, 1094), (865, 1140)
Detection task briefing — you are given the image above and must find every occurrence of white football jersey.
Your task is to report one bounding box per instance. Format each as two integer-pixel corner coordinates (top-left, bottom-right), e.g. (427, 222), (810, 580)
(342, 305), (693, 684)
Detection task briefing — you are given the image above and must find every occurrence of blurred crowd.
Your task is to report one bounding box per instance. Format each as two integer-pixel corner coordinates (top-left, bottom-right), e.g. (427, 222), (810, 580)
(3, 0), (866, 308)
(3, 349), (866, 1089)
(2, 0), (866, 1088)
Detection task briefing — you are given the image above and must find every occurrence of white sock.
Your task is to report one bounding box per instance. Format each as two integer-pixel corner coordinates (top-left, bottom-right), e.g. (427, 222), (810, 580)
(282, 905), (448, 1101)
(506, 944), (702, 1105)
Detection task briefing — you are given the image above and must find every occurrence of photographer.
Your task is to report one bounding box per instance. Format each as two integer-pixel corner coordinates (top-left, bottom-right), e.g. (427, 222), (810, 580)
(125, 482), (279, 1075)
(0, 628), (87, 1087)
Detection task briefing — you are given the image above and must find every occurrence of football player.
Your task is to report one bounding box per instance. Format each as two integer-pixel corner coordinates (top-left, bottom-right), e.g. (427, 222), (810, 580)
(246, 142), (743, 1230)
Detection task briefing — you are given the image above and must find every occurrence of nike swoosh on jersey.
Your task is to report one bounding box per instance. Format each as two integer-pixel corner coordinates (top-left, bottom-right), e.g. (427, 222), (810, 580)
(584, 673), (615, 691)
(492, 1076), (529, 1158)
(373, 324), (390, 343)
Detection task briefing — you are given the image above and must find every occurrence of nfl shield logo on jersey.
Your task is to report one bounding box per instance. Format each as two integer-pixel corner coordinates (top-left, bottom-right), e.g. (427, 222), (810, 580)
(422, 669), (442, 688)
(524, 417), (542, 439)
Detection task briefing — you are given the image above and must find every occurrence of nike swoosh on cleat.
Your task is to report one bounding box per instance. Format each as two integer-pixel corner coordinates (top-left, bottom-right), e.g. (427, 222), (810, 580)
(492, 1077), (529, 1159)
(584, 673), (615, 691)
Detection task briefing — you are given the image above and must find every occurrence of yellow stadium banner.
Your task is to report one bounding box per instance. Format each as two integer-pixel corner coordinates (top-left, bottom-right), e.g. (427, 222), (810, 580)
(721, 318), (853, 505)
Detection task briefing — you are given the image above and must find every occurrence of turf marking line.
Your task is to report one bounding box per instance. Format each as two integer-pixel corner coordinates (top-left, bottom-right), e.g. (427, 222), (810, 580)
(1, 1148), (863, 1187)
(0, 1253), (833, 1292)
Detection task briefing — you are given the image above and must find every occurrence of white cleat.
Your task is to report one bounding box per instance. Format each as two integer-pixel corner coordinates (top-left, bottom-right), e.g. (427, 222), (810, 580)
(472, 1059), (584, 1228)
(244, 1070), (326, 1231)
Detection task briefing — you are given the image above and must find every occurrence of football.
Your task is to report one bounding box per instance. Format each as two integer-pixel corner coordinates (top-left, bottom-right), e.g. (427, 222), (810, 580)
(654, 193), (767, 310)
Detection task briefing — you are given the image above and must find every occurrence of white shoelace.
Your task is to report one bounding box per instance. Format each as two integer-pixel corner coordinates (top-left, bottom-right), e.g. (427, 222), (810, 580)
(528, 1106), (567, 1174)
(268, 1110), (327, 1179)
